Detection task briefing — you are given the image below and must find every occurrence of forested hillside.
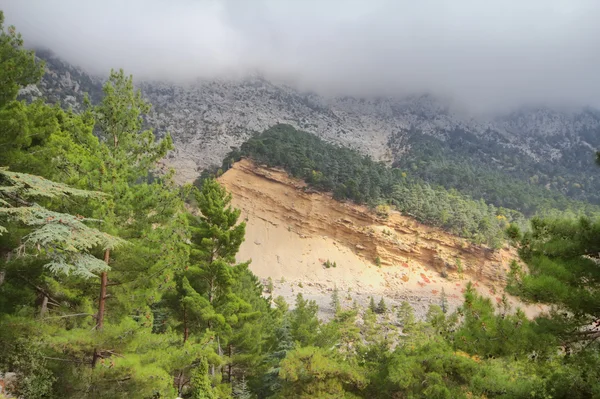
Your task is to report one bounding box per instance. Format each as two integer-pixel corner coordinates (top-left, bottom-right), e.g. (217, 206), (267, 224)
(390, 127), (600, 214)
(1, 10), (600, 399)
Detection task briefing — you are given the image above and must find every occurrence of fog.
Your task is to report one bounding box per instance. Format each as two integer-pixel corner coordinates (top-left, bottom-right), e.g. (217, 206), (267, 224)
(2, 0), (600, 111)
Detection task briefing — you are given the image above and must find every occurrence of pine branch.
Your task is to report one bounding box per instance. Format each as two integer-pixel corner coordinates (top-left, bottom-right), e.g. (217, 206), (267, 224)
(1, 170), (127, 278)
(41, 313), (94, 320)
(42, 356), (89, 364)
(0, 168), (107, 200)
(15, 275), (59, 305)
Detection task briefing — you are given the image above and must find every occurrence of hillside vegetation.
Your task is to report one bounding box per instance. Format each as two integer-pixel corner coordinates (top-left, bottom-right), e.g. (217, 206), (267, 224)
(391, 128), (600, 215)
(218, 124), (524, 248)
(218, 159), (533, 320)
(1, 10), (600, 399)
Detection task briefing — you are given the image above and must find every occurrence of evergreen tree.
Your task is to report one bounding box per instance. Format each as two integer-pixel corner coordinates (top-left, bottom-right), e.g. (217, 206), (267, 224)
(425, 304), (447, 335)
(78, 68), (174, 333)
(0, 169), (124, 277)
(232, 375), (252, 399)
(0, 11), (43, 107)
(259, 316), (294, 398)
(376, 297), (387, 314)
(191, 358), (218, 399)
(330, 284), (340, 314)
(278, 346), (366, 398)
(289, 294), (320, 347)
(368, 296), (377, 313)
(510, 215), (600, 343)
(318, 310), (360, 354)
(362, 308), (383, 344)
(397, 301), (416, 334)
(440, 288), (448, 314)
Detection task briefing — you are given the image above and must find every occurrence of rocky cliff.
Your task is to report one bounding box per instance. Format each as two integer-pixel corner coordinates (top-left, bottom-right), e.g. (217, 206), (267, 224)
(219, 159), (539, 317)
(31, 52), (600, 186)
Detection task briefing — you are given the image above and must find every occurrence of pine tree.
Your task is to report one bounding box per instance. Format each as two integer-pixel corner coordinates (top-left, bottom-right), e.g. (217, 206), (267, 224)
(330, 284), (341, 314)
(510, 216), (600, 342)
(278, 346), (366, 398)
(369, 296), (377, 313)
(188, 179), (246, 306)
(440, 288), (448, 314)
(397, 301), (416, 334)
(232, 375), (252, 399)
(191, 358), (218, 399)
(83, 68), (174, 331)
(376, 297), (387, 314)
(0, 169), (124, 277)
(260, 316), (294, 398)
(161, 179), (260, 387)
(290, 293), (320, 347)
(362, 307), (383, 344)
(0, 11), (44, 108)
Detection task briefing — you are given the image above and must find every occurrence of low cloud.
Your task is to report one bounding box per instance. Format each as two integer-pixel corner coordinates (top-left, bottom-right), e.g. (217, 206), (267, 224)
(2, 0), (600, 111)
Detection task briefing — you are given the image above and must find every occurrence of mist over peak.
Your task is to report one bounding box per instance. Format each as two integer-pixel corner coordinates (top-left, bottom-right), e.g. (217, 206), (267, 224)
(2, 0), (600, 112)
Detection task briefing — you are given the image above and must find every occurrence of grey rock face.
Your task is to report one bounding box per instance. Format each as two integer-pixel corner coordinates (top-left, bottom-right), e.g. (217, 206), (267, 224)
(32, 52), (600, 183)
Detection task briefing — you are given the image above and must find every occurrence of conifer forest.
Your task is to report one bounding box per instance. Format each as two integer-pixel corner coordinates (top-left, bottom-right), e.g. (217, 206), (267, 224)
(1, 9), (600, 399)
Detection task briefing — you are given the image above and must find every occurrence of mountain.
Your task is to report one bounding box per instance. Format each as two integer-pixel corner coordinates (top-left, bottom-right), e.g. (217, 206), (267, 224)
(30, 51), (600, 208)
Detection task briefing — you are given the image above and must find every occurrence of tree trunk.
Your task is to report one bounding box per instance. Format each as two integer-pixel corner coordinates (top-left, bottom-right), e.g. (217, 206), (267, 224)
(39, 295), (48, 318)
(183, 306), (189, 343)
(97, 249), (110, 330)
(228, 344), (233, 383)
(208, 278), (214, 303)
(91, 348), (100, 368)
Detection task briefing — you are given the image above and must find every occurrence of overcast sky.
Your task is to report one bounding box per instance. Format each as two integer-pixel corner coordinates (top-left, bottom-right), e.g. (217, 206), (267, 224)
(2, 0), (600, 111)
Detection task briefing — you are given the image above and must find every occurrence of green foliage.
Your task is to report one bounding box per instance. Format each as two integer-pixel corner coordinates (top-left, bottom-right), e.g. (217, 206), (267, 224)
(231, 124), (523, 247)
(331, 285), (341, 314)
(510, 216), (600, 337)
(0, 11), (44, 108)
(455, 258), (464, 275)
(368, 296), (377, 313)
(382, 337), (478, 398)
(440, 288), (448, 314)
(0, 337), (55, 399)
(392, 128), (600, 215)
(0, 169), (124, 277)
(191, 358), (218, 399)
(278, 346), (366, 398)
(92, 69), (173, 186)
(232, 375), (252, 399)
(289, 294), (320, 347)
(376, 297), (387, 314)
(3, 10), (600, 398)
(397, 301), (416, 333)
(454, 282), (554, 358)
(505, 222), (523, 243)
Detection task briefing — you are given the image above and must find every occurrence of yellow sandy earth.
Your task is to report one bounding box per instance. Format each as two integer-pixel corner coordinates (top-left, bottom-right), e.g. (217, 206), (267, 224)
(218, 159), (542, 317)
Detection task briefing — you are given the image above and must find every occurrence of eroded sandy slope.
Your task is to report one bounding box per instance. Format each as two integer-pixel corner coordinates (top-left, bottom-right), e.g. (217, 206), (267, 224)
(219, 159), (539, 318)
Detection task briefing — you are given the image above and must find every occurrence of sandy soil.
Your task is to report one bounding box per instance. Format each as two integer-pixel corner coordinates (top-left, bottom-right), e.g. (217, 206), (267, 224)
(219, 159), (542, 320)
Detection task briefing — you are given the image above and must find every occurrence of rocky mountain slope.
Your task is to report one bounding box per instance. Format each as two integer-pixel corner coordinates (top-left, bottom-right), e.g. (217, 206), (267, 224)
(219, 159), (540, 318)
(23, 52), (566, 317)
(30, 52), (600, 188)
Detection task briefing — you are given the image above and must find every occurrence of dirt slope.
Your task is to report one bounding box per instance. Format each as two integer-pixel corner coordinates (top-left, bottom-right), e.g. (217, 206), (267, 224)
(219, 159), (539, 318)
